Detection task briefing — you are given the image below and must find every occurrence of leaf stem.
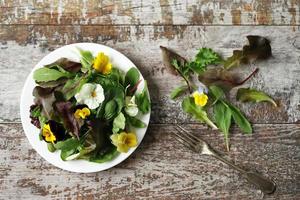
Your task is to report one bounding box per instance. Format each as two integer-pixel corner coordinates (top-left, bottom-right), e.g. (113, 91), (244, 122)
(238, 68), (259, 85)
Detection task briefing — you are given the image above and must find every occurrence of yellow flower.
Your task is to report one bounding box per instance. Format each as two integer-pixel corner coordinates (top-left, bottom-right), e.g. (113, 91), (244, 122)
(74, 107), (91, 119)
(93, 52), (112, 74)
(42, 124), (56, 144)
(193, 91), (208, 107)
(110, 132), (138, 153)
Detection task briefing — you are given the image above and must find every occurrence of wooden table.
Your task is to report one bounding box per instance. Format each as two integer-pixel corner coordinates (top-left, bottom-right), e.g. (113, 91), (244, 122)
(0, 1), (299, 199)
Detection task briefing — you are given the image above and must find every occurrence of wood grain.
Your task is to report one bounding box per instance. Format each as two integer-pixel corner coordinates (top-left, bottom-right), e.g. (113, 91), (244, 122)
(0, 25), (299, 123)
(0, 0), (299, 25)
(0, 123), (299, 199)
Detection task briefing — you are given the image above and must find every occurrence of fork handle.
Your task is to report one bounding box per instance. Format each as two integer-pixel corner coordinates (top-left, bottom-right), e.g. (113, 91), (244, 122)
(210, 151), (276, 194)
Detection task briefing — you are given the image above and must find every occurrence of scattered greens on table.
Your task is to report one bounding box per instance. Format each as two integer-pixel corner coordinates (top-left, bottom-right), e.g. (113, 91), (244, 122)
(161, 35), (277, 151)
(30, 49), (150, 162)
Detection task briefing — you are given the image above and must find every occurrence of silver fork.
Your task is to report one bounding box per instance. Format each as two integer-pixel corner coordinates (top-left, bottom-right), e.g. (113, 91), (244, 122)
(174, 125), (276, 194)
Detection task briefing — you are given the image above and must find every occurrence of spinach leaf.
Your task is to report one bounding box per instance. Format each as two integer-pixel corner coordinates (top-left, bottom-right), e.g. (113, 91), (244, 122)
(237, 88), (277, 107)
(227, 102), (252, 134)
(33, 67), (73, 82)
(213, 101), (232, 151)
(89, 146), (119, 163)
(170, 85), (189, 99)
(135, 82), (150, 114)
(182, 97), (217, 129)
(124, 67), (140, 94)
(54, 138), (81, 151)
(126, 115), (147, 128)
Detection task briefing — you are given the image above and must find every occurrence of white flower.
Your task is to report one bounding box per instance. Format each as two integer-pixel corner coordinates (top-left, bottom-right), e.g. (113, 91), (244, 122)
(75, 83), (105, 109)
(125, 96), (139, 117)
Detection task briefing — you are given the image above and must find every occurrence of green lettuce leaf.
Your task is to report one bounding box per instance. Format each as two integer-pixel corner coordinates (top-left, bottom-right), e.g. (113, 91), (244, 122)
(237, 88), (277, 107)
(33, 67), (72, 82)
(112, 112), (126, 134)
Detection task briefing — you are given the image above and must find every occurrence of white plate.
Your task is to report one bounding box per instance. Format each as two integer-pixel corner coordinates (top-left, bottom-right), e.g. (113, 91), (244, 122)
(20, 43), (150, 173)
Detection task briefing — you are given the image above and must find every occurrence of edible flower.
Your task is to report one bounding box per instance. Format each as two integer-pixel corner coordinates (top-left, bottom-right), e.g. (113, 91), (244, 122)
(110, 132), (138, 153)
(75, 83), (105, 109)
(93, 52), (112, 74)
(42, 124), (56, 144)
(192, 86), (208, 107)
(124, 96), (139, 117)
(42, 121), (66, 144)
(74, 107), (91, 119)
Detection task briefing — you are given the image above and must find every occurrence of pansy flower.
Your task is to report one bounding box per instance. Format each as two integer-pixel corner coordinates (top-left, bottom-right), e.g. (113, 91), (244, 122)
(42, 120), (66, 144)
(124, 96), (139, 117)
(192, 85), (208, 107)
(110, 132), (138, 153)
(74, 107), (91, 119)
(93, 52), (112, 74)
(75, 83), (105, 109)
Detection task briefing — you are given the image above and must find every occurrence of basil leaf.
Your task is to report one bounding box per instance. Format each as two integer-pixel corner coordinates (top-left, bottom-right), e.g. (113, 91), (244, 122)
(33, 67), (72, 82)
(78, 49), (94, 73)
(90, 146), (119, 163)
(103, 100), (118, 121)
(182, 97), (217, 129)
(112, 112), (126, 134)
(213, 101), (232, 151)
(170, 85), (189, 99)
(135, 82), (150, 114)
(126, 115), (147, 128)
(237, 88), (277, 107)
(227, 102), (252, 134)
(125, 67), (140, 93)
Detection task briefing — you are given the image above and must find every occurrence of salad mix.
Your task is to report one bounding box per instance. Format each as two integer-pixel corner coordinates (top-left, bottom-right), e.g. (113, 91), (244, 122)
(30, 49), (150, 163)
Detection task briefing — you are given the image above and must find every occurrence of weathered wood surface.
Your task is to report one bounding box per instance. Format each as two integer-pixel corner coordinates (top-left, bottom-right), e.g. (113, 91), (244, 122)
(0, 123), (299, 199)
(0, 0), (299, 25)
(1, 0), (300, 199)
(0, 25), (299, 123)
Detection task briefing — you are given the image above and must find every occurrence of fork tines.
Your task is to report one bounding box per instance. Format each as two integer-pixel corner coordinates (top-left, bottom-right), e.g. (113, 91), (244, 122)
(173, 125), (203, 152)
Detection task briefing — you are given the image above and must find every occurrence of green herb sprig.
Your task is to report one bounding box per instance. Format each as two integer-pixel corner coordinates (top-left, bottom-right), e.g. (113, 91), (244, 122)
(161, 35), (276, 151)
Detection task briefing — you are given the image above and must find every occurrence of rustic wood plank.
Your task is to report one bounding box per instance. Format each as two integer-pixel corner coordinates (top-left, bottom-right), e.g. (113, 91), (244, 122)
(0, 25), (299, 123)
(0, 0), (299, 25)
(0, 123), (299, 199)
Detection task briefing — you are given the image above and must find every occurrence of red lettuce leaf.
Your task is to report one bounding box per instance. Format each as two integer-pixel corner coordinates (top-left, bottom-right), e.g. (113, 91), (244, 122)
(54, 101), (80, 139)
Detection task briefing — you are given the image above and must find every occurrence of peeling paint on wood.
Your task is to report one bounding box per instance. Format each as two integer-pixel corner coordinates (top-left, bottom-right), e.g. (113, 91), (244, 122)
(0, 25), (299, 123)
(0, 0), (299, 25)
(0, 1), (299, 199)
(0, 123), (299, 199)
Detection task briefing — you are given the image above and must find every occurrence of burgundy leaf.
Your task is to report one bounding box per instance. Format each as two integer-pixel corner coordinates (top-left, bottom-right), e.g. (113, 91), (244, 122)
(54, 101), (80, 139)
